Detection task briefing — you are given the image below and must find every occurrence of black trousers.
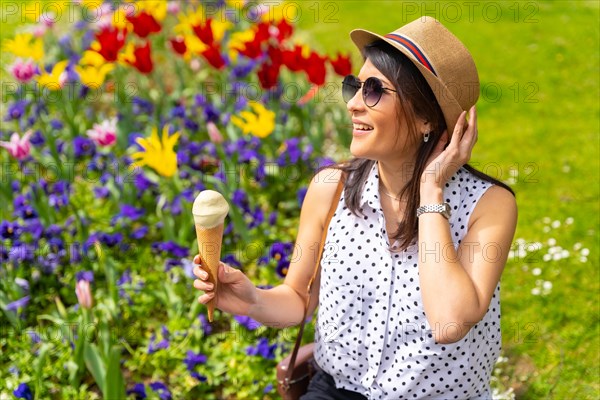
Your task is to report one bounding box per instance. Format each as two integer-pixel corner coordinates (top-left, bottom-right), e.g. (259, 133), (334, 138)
(300, 370), (368, 400)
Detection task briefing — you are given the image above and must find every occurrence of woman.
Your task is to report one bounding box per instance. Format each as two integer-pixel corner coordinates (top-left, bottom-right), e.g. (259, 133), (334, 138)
(193, 16), (517, 399)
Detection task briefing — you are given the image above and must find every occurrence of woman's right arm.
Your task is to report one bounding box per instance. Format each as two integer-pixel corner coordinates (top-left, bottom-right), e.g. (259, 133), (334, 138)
(193, 168), (343, 328)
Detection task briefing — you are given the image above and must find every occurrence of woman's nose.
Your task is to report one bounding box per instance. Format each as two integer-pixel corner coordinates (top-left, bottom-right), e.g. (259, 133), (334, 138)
(346, 87), (365, 113)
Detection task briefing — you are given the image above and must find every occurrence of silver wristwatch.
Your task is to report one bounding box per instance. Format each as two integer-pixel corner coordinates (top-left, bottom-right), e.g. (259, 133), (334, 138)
(416, 203), (452, 219)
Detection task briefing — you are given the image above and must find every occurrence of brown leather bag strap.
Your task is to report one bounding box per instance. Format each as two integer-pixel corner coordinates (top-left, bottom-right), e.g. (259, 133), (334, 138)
(284, 172), (346, 391)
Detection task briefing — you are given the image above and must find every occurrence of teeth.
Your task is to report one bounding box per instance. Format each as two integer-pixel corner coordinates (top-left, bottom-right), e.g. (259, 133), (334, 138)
(353, 123), (374, 131)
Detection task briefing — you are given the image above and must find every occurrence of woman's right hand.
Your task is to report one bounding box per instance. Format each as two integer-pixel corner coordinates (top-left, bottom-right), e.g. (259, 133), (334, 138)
(192, 255), (259, 317)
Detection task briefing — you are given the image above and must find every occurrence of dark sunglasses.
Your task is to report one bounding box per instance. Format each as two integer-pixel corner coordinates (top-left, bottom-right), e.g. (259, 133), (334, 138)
(342, 75), (398, 107)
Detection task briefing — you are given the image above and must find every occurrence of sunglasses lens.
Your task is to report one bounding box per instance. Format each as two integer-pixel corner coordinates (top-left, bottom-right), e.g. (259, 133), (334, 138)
(342, 75), (360, 103)
(364, 77), (384, 107)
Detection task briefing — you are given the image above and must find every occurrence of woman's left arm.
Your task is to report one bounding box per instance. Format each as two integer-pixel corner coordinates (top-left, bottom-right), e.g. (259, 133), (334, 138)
(418, 106), (518, 344)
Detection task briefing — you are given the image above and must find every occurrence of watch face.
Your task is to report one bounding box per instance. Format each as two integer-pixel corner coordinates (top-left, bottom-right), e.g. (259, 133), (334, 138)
(442, 203), (451, 218)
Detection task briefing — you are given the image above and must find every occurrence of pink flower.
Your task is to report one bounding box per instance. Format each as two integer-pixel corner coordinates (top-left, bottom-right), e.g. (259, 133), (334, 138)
(167, 1), (180, 14)
(9, 59), (37, 83)
(207, 121), (223, 144)
(0, 130), (33, 160)
(75, 280), (93, 309)
(33, 24), (48, 37)
(86, 117), (117, 146)
(40, 12), (56, 28)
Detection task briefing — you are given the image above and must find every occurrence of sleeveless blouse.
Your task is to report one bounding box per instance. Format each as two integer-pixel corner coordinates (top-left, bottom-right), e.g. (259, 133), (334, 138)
(314, 162), (500, 399)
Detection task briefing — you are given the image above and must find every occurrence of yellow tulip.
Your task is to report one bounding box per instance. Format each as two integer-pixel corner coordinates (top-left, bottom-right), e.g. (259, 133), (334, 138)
(211, 19), (232, 43)
(137, 0), (167, 21)
(111, 8), (132, 31)
(80, 50), (106, 68)
(184, 34), (208, 55)
(228, 29), (255, 62)
(2, 33), (44, 61)
(81, 0), (102, 9)
(231, 102), (276, 139)
(75, 63), (114, 88)
(131, 125), (181, 178)
(174, 8), (205, 34)
(37, 60), (68, 90)
(118, 42), (137, 65)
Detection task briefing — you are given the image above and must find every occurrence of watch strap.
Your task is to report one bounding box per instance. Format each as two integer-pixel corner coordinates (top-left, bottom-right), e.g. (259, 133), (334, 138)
(416, 203), (451, 219)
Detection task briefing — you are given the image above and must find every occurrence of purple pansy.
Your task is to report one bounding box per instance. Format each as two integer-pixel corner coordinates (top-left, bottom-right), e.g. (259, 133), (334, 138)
(153, 241), (189, 258)
(130, 226), (148, 239)
(183, 350), (207, 370)
(147, 332), (170, 354)
(5, 100), (29, 121)
(126, 383), (146, 399)
(93, 186), (110, 198)
(170, 105), (186, 119)
(246, 337), (277, 360)
(99, 232), (122, 247)
(6, 295), (30, 313)
(220, 254), (240, 270)
(149, 381), (172, 400)
(13, 195), (37, 220)
(75, 270), (94, 283)
(234, 315), (261, 330)
(73, 136), (96, 158)
(13, 383), (32, 400)
(29, 130), (44, 146)
(115, 204), (145, 221)
(132, 96), (154, 115)
(0, 220), (20, 239)
(198, 314), (213, 335)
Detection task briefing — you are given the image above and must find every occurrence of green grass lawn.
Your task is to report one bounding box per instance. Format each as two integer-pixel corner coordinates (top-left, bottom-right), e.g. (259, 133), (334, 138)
(2, 0), (598, 398)
(298, 1), (600, 398)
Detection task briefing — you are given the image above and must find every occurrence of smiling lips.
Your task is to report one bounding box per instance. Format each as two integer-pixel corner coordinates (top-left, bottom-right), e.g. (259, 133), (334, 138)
(353, 119), (374, 133)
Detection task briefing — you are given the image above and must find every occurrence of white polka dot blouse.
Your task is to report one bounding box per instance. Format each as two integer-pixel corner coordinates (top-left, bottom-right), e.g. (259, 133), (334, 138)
(314, 162), (500, 399)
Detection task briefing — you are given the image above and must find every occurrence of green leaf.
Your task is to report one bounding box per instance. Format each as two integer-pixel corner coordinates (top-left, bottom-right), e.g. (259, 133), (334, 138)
(105, 346), (126, 400)
(54, 296), (68, 319)
(84, 343), (107, 395)
(34, 343), (52, 399)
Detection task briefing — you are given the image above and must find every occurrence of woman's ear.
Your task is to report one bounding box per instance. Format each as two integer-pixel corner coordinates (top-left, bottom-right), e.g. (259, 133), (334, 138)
(419, 119), (431, 135)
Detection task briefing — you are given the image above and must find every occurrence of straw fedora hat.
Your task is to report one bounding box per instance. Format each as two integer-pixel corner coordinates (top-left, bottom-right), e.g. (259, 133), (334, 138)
(350, 16), (479, 135)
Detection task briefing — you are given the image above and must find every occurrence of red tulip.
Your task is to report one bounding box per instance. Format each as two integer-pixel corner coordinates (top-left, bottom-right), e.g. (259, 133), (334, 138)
(202, 45), (226, 70)
(275, 19), (293, 42)
(237, 22), (270, 59)
(192, 18), (214, 45)
(257, 61), (280, 89)
(254, 22), (271, 43)
(128, 41), (153, 74)
(126, 11), (161, 38)
(282, 45), (304, 72)
(330, 53), (352, 77)
(304, 51), (327, 86)
(169, 36), (187, 56)
(258, 47), (283, 89)
(95, 26), (127, 62)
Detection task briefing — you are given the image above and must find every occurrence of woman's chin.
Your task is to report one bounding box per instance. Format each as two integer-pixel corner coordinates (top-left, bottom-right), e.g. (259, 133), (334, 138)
(350, 141), (371, 159)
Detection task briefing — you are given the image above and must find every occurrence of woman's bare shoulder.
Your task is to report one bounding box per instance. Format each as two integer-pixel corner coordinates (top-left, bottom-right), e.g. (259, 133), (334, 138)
(470, 184), (517, 228)
(302, 167), (344, 227)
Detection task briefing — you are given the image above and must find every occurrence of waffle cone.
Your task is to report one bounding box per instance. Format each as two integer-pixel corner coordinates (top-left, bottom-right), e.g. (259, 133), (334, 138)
(195, 223), (224, 322)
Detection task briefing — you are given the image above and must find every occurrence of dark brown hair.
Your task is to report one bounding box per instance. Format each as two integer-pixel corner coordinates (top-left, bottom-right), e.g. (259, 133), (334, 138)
(334, 40), (514, 251)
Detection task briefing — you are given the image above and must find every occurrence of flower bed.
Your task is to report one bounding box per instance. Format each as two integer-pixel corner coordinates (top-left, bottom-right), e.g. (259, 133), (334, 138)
(1, 1), (352, 398)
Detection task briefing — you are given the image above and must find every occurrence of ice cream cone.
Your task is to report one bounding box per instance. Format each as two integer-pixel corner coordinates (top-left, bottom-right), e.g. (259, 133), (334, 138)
(195, 223), (224, 322)
(192, 190), (229, 322)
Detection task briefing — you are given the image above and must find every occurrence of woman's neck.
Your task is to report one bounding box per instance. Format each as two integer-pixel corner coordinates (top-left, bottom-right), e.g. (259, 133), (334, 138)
(377, 159), (416, 199)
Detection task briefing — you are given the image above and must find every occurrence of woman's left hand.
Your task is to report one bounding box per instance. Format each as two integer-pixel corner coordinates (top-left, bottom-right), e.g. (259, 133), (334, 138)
(420, 106), (477, 198)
